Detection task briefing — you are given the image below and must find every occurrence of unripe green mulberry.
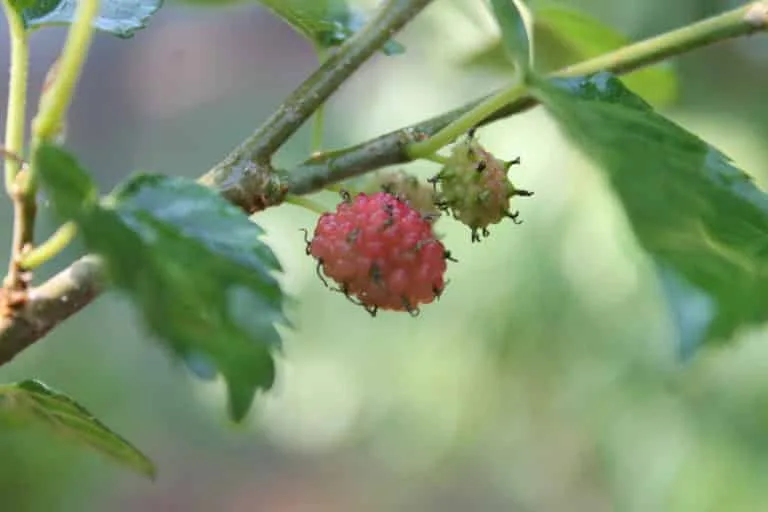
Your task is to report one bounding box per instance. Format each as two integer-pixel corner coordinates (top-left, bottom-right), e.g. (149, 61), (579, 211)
(368, 170), (441, 220)
(431, 129), (533, 242)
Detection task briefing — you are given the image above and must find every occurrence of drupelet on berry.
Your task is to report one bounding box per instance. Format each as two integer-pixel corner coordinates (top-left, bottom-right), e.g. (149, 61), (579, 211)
(307, 191), (451, 316)
(430, 129), (533, 242)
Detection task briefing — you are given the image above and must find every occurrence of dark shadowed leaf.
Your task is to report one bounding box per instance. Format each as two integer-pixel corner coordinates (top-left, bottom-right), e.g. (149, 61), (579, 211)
(531, 72), (768, 354)
(0, 380), (155, 477)
(35, 144), (287, 421)
(257, 0), (405, 55)
(12, 0), (162, 37)
(489, 0), (533, 72)
(461, 5), (677, 106)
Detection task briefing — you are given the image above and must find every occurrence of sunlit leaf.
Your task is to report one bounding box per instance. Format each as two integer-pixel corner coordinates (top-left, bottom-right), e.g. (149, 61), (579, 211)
(489, 0), (533, 72)
(35, 144), (287, 421)
(532, 72), (768, 354)
(13, 0), (162, 38)
(0, 380), (155, 477)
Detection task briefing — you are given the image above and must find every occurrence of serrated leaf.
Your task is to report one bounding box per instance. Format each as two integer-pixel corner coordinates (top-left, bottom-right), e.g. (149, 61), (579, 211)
(0, 380), (155, 477)
(460, 5), (677, 107)
(15, 0), (162, 37)
(256, 0), (405, 55)
(489, 0), (533, 73)
(531, 72), (768, 354)
(35, 144), (287, 421)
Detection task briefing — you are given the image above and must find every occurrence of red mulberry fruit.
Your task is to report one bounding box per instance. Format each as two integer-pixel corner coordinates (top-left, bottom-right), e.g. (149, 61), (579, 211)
(307, 192), (451, 316)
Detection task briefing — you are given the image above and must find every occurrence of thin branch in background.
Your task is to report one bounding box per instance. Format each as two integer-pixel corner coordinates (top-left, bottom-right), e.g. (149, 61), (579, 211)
(0, 1), (765, 365)
(201, 0), (437, 198)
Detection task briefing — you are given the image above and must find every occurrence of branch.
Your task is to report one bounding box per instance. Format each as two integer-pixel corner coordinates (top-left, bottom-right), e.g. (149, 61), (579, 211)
(1, 1), (766, 365)
(268, 0), (768, 196)
(0, 0), (436, 365)
(0, 256), (103, 361)
(201, 0), (436, 196)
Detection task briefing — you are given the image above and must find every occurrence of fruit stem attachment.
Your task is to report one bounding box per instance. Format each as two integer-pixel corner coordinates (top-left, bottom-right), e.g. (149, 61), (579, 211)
(406, 81), (527, 159)
(19, 222), (78, 271)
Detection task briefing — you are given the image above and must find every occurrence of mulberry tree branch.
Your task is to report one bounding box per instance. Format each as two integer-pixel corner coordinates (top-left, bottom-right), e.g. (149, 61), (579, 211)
(200, 0), (437, 199)
(0, 1), (766, 366)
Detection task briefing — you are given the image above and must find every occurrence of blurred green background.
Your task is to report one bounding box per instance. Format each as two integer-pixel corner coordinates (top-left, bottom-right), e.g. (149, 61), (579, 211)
(1, 0), (768, 510)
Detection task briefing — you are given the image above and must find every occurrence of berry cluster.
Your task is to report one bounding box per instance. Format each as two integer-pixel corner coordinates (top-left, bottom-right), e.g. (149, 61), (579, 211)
(305, 129), (532, 315)
(306, 191), (451, 316)
(430, 128), (533, 242)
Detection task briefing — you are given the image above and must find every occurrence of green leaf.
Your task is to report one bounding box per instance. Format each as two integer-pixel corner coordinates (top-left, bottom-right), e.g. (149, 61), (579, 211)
(35, 144), (287, 421)
(460, 5), (677, 107)
(256, 0), (405, 55)
(15, 0), (162, 37)
(0, 380), (155, 477)
(531, 72), (768, 354)
(535, 6), (677, 106)
(489, 0), (533, 73)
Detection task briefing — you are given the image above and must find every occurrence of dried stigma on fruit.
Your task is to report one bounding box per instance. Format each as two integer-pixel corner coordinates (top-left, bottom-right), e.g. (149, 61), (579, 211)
(430, 129), (533, 242)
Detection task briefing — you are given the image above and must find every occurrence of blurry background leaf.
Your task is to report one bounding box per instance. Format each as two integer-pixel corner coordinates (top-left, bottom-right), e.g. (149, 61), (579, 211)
(532, 72), (768, 353)
(461, 4), (677, 106)
(14, 0), (162, 38)
(256, 0), (405, 55)
(35, 144), (287, 422)
(0, 380), (154, 477)
(489, 0), (534, 72)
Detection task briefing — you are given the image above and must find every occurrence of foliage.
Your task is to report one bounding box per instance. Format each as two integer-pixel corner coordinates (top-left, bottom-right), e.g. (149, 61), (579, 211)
(0, 0), (765, 485)
(532, 73), (768, 355)
(0, 380), (155, 477)
(35, 145), (286, 422)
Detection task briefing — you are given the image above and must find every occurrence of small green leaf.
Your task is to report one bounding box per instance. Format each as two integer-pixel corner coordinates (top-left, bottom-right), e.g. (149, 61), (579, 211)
(0, 380), (155, 477)
(531, 72), (768, 354)
(256, 0), (405, 55)
(16, 0), (162, 38)
(489, 0), (533, 73)
(36, 144), (287, 421)
(460, 5), (677, 107)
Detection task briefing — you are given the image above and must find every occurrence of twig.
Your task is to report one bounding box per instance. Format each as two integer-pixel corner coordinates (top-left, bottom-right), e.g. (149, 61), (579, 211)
(201, 0), (436, 196)
(0, 0), (30, 306)
(0, 1), (765, 365)
(0, 256), (104, 360)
